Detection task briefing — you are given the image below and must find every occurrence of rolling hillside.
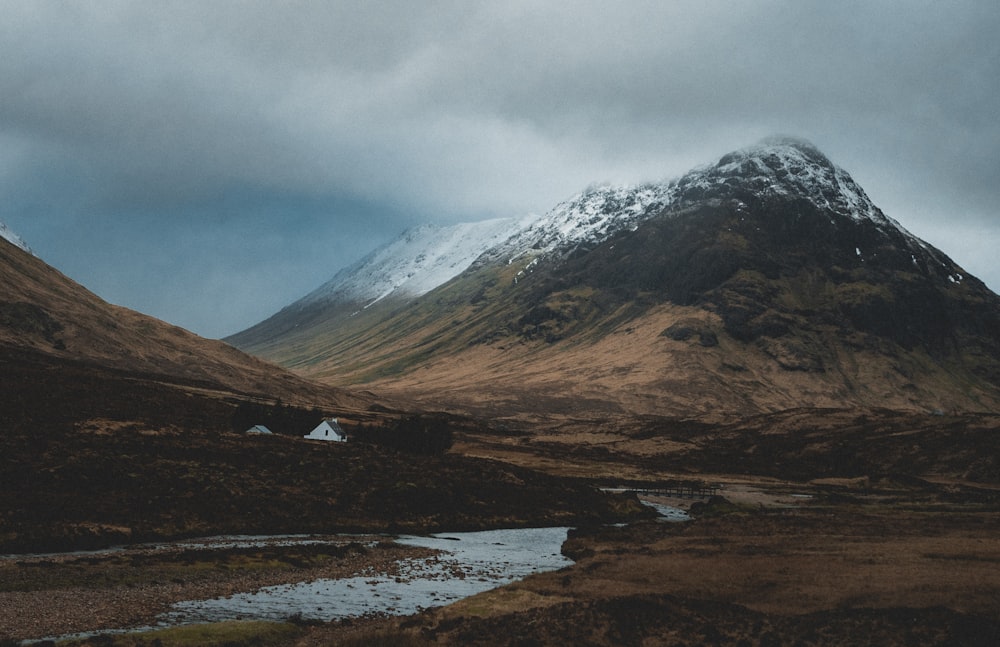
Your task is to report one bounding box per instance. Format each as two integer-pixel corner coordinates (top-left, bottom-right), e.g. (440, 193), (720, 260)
(0, 233), (369, 410)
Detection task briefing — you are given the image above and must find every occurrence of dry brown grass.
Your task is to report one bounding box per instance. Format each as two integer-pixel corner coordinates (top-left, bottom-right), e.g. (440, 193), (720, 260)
(550, 513), (1000, 617)
(397, 498), (1000, 645)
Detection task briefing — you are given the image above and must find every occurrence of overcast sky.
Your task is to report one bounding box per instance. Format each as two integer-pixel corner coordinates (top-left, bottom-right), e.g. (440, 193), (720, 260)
(2, 1), (998, 338)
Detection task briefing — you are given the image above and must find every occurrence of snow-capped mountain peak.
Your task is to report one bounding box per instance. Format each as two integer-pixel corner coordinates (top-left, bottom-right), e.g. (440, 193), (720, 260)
(236, 136), (941, 345)
(0, 221), (32, 255)
(297, 137), (925, 310)
(478, 137), (918, 275)
(674, 136), (887, 225)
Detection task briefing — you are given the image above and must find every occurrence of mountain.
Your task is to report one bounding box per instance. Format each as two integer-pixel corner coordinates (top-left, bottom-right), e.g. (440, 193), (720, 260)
(0, 233), (368, 410)
(230, 137), (1000, 419)
(226, 184), (678, 360)
(228, 216), (538, 354)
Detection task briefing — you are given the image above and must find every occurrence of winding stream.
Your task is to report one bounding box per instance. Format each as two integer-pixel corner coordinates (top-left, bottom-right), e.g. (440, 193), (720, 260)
(162, 501), (688, 624)
(21, 503), (689, 641)
(160, 526), (573, 625)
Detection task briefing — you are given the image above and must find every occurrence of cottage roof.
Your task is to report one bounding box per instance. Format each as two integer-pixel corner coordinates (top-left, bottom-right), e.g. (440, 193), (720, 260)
(305, 418), (347, 441)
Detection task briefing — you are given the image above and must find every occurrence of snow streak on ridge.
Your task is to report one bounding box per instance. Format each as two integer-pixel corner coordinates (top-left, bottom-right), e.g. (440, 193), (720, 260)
(474, 183), (675, 269)
(0, 221), (32, 255)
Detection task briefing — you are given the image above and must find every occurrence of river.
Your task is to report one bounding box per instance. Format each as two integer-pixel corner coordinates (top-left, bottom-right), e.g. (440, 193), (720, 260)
(23, 504), (687, 640)
(160, 526), (573, 625)
(162, 501), (688, 625)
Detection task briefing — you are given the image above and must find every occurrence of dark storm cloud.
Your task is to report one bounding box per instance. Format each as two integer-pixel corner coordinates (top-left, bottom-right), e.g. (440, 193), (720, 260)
(1, 1), (997, 337)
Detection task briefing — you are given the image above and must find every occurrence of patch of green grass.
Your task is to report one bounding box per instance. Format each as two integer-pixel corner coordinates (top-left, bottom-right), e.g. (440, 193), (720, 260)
(689, 496), (757, 517)
(59, 620), (303, 647)
(833, 279), (894, 305)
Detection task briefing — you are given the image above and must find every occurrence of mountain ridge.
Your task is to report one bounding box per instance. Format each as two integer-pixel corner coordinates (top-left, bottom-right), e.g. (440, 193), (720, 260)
(0, 236), (369, 410)
(231, 137), (939, 347)
(227, 215), (540, 352)
(229, 137), (1000, 419)
(226, 181), (680, 353)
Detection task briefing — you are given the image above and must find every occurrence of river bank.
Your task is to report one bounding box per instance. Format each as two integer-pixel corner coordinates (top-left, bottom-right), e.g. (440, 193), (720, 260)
(384, 484), (1000, 646)
(7, 478), (1000, 646)
(0, 527), (581, 643)
(0, 536), (432, 642)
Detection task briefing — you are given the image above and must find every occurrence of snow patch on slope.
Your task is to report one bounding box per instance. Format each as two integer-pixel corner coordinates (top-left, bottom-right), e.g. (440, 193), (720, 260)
(292, 184), (675, 312)
(300, 216), (540, 308)
(0, 221), (32, 254)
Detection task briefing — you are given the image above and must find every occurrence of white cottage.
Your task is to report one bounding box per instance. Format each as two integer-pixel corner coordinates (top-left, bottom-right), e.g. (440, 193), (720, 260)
(245, 424), (273, 435)
(304, 418), (347, 442)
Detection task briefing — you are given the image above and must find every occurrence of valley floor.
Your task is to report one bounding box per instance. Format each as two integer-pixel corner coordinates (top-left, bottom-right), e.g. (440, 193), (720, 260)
(283, 476), (1000, 647)
(11, 477), (1000, 647)
(0, 538), (432, 641)
(403, 495), (1000, 646)
(4, 399), (1000, 645)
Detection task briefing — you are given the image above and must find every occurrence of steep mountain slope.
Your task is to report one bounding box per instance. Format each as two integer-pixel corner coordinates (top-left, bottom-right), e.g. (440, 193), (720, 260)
(228, 183), (682, 365)
(231, 138), (1000, 418)
(0, 234), (366, 409)
(227, 216), (539, 355)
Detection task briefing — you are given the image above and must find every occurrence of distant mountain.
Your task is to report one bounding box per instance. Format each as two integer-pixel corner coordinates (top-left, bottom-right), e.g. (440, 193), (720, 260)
(0, 235), (368, 410)
(230, 137), (1000, 418)
(226, 184), (677, 357)
(227, 216), (538, 352)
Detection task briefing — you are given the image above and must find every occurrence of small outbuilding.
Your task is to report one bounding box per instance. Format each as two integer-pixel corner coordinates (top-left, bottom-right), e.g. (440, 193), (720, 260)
(245, 424), (273, 435)
(304, 418), (347, 442)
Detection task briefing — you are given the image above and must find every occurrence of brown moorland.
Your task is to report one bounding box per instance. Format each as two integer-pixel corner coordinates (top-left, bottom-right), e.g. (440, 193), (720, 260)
(12, 407), (1000, 646)
(286, 409), (1000, 646)
(0, 348), (647, 556)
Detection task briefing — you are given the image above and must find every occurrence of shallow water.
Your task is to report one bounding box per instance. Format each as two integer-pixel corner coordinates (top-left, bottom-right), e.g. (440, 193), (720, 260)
(29, 511), (688, 641)
(641, 501), (692, 522)
(160, 526), (572, 624)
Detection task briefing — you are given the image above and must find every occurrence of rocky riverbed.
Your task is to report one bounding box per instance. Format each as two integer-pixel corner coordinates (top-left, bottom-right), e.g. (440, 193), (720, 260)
(0, 535), (432, 642)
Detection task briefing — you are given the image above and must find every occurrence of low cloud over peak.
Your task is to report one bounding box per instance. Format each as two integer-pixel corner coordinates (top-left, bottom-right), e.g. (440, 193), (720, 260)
(1, 1), (997, 337)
